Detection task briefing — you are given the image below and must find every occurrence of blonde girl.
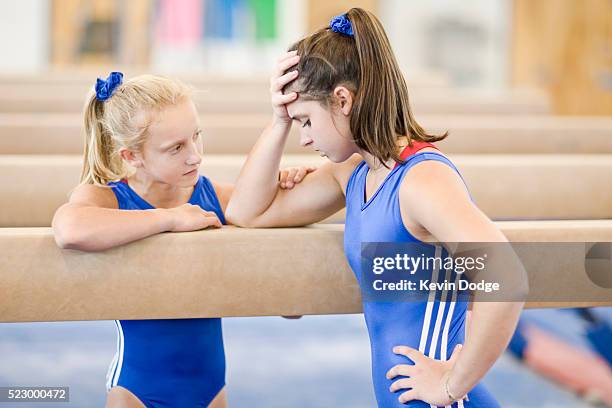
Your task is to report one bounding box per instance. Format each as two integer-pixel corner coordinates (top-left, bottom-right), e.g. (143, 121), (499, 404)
(52, 72), (313, 408)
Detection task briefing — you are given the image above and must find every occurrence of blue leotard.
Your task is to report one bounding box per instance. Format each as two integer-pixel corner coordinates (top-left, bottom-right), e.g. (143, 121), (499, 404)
(105, 175), (226, 408)
(344, 150), (500, 407)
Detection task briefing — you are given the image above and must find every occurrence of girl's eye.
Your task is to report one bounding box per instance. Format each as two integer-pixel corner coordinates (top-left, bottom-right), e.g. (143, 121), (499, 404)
(172, 144), (182, 153)
(302, 119), (311, 128)
(194, 130), (202, 139)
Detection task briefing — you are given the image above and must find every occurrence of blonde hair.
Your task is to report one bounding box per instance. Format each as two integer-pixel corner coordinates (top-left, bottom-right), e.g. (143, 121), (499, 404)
(284, 8), (447, 167)
(81, 74), (193, 186)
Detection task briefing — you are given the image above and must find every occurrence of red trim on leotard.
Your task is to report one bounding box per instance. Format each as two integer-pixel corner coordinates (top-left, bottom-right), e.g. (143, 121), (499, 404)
(393, 141), (438, 169)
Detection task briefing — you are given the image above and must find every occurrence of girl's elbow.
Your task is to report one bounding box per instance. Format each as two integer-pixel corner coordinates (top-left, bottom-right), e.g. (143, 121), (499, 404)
(53, 224), (87, 250)
(52, 208), (75, 248)
(225, 206), (258, 228)
(54, 230), (106, 252)
(52, 214), (72, 249)
(52, 215), (96, 251)
(226, 215), (258, 228)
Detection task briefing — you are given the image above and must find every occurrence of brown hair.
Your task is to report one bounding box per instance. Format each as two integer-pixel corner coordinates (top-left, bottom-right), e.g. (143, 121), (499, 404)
(284, 8), (447, 166)
(81, 75), (192, 186)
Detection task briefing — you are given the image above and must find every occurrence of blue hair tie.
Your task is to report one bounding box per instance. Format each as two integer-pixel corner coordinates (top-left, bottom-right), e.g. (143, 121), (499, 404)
(330, 14), (353, 37)
(95, 71), (123, 101)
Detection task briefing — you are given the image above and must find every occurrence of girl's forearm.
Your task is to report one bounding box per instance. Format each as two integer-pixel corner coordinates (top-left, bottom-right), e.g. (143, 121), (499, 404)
(53, 206), (172, 251)
(448, 301), (523, 398)
(225, 119), (291, 224)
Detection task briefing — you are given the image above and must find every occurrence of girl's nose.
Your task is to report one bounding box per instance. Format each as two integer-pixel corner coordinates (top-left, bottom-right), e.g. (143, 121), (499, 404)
(300, 133), (313, 147)
(186, 153), (201, 166)
(186, 143), (202, 166)
(186, 144), (202, 166)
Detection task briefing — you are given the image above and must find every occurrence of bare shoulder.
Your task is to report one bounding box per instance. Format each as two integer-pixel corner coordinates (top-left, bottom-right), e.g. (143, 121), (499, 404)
(399, 150), (468, 203)
(400, 149), (468, 195)
(68, 183), (119, 209)
(327, 153), (364, 194)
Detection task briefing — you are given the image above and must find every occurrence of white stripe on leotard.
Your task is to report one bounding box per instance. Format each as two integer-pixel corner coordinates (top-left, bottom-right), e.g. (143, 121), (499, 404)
(427, 252), (452, 408)
(105, 349), (118, 391)
(105, 320), (121, 391)
(443, 272), (460, 408)
(417, 246), (467, 408)
(111, 320), (125, 388)
(428, 261), (452, 359)
(418, 245), (442, 354)
(415, 245), (442, 408)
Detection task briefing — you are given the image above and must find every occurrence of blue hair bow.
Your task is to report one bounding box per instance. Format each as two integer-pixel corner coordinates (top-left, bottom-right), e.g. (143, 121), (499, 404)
(330, 14), (353, 37)
(95, 71), (123, 101)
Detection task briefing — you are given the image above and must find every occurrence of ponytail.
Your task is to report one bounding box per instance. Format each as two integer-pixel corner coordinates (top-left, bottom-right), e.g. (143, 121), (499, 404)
(285, 8), (447, 166)
(80, 93), (124, 186)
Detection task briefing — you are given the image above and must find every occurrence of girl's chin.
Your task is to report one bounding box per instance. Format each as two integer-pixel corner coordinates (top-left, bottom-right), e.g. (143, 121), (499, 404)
(326, 152), (352, 163)
(320, 152), (335, 161)
(175, 175), (199, 187)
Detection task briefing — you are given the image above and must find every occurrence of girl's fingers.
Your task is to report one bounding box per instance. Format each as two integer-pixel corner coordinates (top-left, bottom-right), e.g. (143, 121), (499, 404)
(271, 92), (298, 107)
(279, 170), (288, 188)
(202, 212), (222, 228)
(389, 377), (415, 392)
(205, 218), (222, 228)
(271, 70), (299, 92)
(294, 165), (315, 182)
(278, 54), (300, 71)
(275, 53), (300, 77)
(287, 167), (299, 181)
(294, 168), (308, 183)
(398, 389), (418, 404)
(282, 168), (298, 189)
(448, 344), (463, 363)
(393, 345), (423, 363)
(280, 167), (314, 189)
(276, 50), (298, 66)
(386, 364), (416, 379)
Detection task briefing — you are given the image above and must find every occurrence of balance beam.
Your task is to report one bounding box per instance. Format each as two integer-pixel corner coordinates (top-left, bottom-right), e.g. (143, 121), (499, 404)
(1, 114), (609, 155)
(0, 154), (611, 227)
(0, 222), (610, 323)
